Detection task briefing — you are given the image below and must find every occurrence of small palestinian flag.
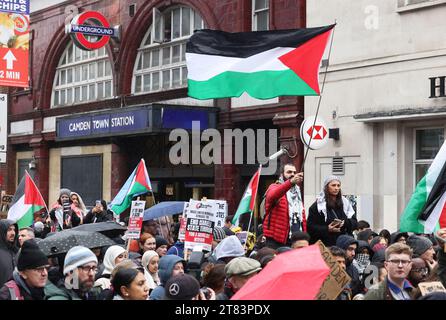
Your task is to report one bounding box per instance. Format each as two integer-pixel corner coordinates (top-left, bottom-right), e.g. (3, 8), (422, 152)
(110, 159), (152, 215)
(232, 166), (261, 226)
(186, 25), (335, 100)
(8, 171), (47, 229)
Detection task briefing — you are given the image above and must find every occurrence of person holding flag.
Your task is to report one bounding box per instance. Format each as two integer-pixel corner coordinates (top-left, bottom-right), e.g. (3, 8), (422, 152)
(262, 163), (305, 249)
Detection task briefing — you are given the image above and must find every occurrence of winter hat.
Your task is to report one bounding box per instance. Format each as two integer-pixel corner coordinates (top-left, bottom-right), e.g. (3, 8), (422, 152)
(63, 246), (98, 275)
(407, 235), (433, 257)
(323, 175), (341, 188)
(213, 226), (226, 242)
(17, 239), (49, 271)
(155, 236), (169, 249)
(33, 221), (45, 233)
(164, 274), (200, 300)
(59, 188), (71, 198)
(225, 257), (262, 278)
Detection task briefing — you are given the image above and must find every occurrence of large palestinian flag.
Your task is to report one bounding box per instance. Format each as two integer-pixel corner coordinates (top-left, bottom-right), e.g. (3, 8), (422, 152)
(186, 25), (335, 100)
(8, 171), (47, 229)
(110, 159), (152, 215)
(400, 140), (446, 233)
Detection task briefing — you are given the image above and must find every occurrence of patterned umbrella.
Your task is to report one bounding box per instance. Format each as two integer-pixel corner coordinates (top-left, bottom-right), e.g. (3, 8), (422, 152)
(71, 221), (127, 239)
(37, 229), (116, 256)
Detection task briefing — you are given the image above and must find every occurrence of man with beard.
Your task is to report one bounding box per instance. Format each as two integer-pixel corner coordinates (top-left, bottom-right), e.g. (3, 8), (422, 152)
(0, 219), (19, 287)
(407, 258), (428, 287)
(262, 163), (304, 249)
(336, 234), (362, 296)
(44, 246), (101, 300)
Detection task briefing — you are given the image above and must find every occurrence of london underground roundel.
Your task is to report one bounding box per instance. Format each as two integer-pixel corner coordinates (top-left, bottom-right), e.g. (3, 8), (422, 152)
(300, 115), (329, 150)
(68, 11), (116, 51)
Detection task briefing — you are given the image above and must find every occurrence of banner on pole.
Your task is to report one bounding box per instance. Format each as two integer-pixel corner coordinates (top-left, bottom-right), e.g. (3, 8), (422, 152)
(126, 200), (146, 239)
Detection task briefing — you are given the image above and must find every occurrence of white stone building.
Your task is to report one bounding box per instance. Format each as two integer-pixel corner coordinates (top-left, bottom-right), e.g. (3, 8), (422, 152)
(305, 0), (446, 231)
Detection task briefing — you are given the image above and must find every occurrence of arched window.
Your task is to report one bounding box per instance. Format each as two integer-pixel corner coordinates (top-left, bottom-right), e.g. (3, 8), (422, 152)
(52, 41), (113, 107)
(132, 6), (204, 94)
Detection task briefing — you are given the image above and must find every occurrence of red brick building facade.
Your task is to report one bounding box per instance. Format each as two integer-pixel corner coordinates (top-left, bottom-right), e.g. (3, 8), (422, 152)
(0, 0), (305, 215)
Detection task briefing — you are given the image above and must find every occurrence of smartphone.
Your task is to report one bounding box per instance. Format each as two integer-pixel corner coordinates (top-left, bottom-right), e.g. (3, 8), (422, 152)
(332, 219), (342, 226)
(95, 200), (101, 207)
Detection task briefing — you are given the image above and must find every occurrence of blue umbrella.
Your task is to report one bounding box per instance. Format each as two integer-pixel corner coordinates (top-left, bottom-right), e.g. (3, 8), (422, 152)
(143, 201), (186, 221)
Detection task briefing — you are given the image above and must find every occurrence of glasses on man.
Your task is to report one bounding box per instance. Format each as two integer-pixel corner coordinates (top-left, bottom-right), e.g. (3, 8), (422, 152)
(387, 259), (411, 266)
(31, 266), (50, 274)
(411, 267), (428, 275)
(78, 265), (98, 273)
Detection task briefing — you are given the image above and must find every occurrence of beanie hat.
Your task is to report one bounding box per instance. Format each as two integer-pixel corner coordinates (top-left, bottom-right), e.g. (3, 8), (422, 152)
(407, 235), (433, 257)
(323, 175), (341, 188)
(33, 221), (45, 233)
(63, 246), (98, 275)
(59, 188), (71, 198)
(155, 236), (169, 249)
(213, 226), (226, 242)
(17, 239), (49, 271)
(164, 274), (200, 300)
(225, 257), (262, 278)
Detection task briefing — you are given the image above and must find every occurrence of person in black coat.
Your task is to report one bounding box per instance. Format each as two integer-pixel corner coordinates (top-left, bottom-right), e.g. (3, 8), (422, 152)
(0, 219), (19, 288)
(307, 175), (358, 247)
(84, 200), (113, 224)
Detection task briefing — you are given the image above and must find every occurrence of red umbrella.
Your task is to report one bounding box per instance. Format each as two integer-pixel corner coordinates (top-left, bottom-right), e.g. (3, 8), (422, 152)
(231, 243), (330, 300)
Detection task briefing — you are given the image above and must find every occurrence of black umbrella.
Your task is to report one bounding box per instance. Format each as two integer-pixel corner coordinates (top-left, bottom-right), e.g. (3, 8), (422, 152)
(71, 221), (127, 239)
(37, 229), (116, 257)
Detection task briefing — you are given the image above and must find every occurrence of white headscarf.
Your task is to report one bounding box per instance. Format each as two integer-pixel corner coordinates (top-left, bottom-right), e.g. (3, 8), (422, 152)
(103, 245), (127, 275)
(70, 192), (87, 216)
(315, 176), (355, 222)
(141, 250), (160, 289)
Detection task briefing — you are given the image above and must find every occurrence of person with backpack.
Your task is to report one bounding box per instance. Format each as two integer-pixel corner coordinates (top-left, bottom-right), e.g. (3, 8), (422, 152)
(262, 163), (305, 249)
(0, 239), (49, 300)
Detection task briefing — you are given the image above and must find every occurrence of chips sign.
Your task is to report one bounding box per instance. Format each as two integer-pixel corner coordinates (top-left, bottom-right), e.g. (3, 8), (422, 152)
(66, 10), (119, 51)
(300, 115), (329, 150)
(126, 200), (146, 239)
(0, 1), (30, 87)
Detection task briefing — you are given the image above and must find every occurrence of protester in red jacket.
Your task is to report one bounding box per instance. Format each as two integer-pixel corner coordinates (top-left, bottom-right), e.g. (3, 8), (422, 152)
(262, 163), (305, 249)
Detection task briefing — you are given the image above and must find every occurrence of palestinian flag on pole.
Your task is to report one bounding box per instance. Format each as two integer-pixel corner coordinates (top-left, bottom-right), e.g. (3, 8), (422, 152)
(186, 25), (335, 100)
(400, 140), (446, 233)
(8, 171), (47, 229)
(232, 166), (262, 225)
(110, 159), (152, 215)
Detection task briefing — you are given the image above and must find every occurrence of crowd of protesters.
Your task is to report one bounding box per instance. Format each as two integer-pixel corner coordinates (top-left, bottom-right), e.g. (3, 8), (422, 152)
(1, 169), (446, 300)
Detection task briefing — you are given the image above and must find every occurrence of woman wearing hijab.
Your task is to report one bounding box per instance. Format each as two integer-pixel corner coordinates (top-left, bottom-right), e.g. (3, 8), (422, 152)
(141, 250), (161, 293)
(307, 175), (358, 247)
(70, 192), (87, 225)
(94, 245), (128, 290)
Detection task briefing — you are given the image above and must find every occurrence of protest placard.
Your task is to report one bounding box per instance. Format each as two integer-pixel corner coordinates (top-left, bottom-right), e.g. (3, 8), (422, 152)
(316, 240), (351, 300)
(184, 199), (217, 252)
(125, 200), (146, 239)
(207, 199), (227, 228)
(178, 202), (189, 241)
(418, 281), (446, 296)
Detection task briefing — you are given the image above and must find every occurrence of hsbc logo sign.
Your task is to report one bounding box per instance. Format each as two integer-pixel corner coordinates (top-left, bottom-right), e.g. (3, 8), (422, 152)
(300, 116), (329, 150)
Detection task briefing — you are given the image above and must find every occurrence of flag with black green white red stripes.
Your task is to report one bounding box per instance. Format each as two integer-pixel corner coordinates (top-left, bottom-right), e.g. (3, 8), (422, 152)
(186, 25), (335, 100)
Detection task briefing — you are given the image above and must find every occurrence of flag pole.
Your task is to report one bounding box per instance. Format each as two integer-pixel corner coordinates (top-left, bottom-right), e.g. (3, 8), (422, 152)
(300, 23), (337, 172)
(244, 165), (262, 251)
